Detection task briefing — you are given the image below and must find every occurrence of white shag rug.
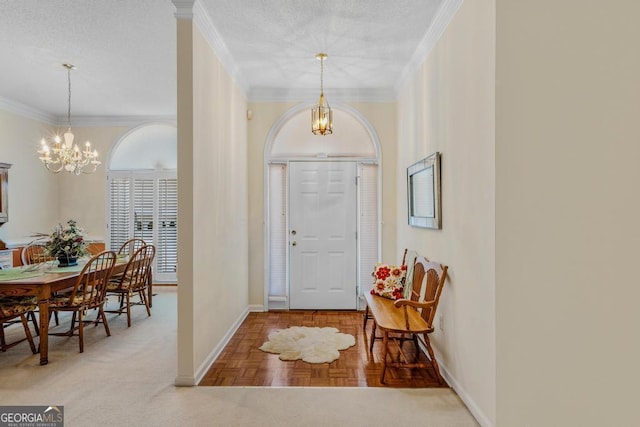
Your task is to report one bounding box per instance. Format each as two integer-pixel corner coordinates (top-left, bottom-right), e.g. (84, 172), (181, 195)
(259, 326), (356, 364)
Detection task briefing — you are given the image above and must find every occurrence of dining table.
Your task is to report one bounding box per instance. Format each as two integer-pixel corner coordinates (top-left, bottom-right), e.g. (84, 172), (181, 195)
(0, 256), (145, 365)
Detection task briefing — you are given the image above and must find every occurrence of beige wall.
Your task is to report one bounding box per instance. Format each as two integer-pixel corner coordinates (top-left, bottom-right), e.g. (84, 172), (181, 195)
(176, 19), (249, 384)
(496, 1), (640, 425)
(397, 0), (495, 425)
(246, 101), (397, 307)
(57, 125), (128, 238)
(0, 110), (152, 245)
(0, 111), (59, 246)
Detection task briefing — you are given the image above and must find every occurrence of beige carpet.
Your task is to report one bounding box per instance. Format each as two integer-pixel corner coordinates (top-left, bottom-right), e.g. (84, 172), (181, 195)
(0, 287), (478, 426)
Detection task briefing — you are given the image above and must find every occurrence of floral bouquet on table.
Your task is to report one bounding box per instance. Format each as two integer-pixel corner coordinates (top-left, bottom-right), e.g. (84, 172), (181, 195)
(40, 220), (89, 266)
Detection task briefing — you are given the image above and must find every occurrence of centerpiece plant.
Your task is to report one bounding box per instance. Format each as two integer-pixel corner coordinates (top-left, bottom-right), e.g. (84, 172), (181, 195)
(42, 220), (89, 266)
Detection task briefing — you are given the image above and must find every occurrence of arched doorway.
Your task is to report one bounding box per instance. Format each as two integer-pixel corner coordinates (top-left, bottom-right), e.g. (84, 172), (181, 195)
(264, 104), (381, 310)
(107, 123), (178, 283)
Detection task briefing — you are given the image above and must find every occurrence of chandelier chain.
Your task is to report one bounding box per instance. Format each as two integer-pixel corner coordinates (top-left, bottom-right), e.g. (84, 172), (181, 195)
(320, 56), (324, 95)
(67, 66), (72, 129)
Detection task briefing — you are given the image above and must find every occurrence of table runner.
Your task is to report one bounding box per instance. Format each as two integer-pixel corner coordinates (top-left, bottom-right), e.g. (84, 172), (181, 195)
(0, 269), (43, 281)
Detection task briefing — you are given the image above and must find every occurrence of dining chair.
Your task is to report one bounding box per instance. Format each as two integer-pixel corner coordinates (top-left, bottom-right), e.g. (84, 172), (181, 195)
(48, 251), (116, 353)
(0, 296), (38, 354)
(105, 245), (155, 327)
(116, 238), (146, 257)
(21, 241), (59, 328)
(21, 241), (55, 265)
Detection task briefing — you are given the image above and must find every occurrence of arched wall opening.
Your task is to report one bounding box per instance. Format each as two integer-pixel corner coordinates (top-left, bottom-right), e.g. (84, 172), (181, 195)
(263, 104), (382, 310)
(107, 123), (178, 283)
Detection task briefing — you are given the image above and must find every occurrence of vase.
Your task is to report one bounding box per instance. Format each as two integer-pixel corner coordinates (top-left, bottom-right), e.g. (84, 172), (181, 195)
(57, 254), (78, 267)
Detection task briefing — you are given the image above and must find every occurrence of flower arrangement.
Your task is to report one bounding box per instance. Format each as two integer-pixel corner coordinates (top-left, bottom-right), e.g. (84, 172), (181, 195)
(42, 219), (89, 259)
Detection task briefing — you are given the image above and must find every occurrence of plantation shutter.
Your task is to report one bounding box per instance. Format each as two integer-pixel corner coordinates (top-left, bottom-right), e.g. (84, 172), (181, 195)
(133, 179), (155, 243)
(268, 164), (287, 301)
(157, 178), (178, 274)
(109, 177), (131, 252)
(108, 172), (178, 282)
(359, 163), (379, 297)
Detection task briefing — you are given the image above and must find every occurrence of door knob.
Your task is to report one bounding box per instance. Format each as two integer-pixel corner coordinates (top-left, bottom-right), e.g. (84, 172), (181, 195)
(292, 241), (297, 246)
(291, 230), (296, 235)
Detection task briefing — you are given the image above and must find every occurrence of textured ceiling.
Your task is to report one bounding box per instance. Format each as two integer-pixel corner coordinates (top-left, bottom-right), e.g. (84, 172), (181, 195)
(0, 0), (445, 120)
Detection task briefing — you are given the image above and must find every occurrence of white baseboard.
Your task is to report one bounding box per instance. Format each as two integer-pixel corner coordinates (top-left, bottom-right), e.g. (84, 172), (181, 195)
(414, 338), (493, 427)
(177, 305), (251, 387)
(438, 361), (494, 427)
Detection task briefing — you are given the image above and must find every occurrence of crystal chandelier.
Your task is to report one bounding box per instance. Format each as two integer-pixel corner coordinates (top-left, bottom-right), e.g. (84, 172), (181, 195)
(38, 64), (101, 175)
(311, 53), (333, 135)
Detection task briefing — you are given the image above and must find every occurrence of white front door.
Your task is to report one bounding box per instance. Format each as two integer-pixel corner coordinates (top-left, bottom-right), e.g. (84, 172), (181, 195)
(289, 161), (357, 309)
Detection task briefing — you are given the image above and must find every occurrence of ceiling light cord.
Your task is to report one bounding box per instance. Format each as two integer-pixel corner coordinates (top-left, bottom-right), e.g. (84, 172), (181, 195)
(320, 56), (324, 95)
(66, 66), (72, 129)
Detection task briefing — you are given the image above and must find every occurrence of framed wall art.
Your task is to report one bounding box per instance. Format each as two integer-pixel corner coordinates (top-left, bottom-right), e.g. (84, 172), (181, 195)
(407, 152), (441, 229)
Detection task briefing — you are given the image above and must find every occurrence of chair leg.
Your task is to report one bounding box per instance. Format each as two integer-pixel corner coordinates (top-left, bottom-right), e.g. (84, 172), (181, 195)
(363, 305), (369, 330)
(78, 310), (84, 353)
(20, 314), (37, 354)
(99, 306), (111, 337)
(423, 333), (444, 385)
(369, 321), (377, 353)
(126, 292), (132, 327)
(412, 334), (420, 355)
(69, 311), (77, 334)
(380, 330), (389, 384)
(29, 311), (39, 336)
(139, 290), (151, 317)
(0, 323), (6, 351)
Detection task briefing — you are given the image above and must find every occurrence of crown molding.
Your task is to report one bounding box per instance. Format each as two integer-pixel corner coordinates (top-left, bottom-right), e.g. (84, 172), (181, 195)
(0, 97), (56, 125)
(61, 115), (177, 128)
(0, 99), (176, 128)
(248, 87), (396, 103)
(191, 1), (249, 96)
(171, 0), (249, 96)
(394, 0), (464, 96)
(172, 0), (195, 19)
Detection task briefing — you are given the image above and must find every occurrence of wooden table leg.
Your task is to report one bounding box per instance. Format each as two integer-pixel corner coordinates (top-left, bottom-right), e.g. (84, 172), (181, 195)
(38, 296), (49, 365)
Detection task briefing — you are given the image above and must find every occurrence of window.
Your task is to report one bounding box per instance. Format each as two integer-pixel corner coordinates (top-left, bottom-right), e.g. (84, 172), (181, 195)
(108, 172), (177, 282)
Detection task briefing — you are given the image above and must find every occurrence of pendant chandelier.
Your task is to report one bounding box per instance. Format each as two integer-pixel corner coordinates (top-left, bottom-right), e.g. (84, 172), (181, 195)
(311, 53), (333, 136)
(38, 64), (101, 175)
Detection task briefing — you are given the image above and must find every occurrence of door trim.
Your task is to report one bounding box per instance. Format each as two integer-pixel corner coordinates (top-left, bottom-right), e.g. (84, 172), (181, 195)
(263, 103), (383, 311)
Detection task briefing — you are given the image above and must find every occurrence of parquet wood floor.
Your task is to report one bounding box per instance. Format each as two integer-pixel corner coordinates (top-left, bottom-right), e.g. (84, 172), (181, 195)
(199, 311), (448, 388)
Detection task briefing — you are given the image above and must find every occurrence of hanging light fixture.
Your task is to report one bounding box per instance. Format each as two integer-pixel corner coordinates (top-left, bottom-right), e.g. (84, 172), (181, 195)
(311, 53), (333, 135)
(38, 64), (101, 175)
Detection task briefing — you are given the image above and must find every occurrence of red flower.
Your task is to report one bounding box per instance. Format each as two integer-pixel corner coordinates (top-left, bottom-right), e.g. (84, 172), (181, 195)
(401, 265), (407, 270)
(392, 287), (404, 300)
(391, 267), (403, 278)
(376, 266), (391, 280)
(375, 280), (386, 291)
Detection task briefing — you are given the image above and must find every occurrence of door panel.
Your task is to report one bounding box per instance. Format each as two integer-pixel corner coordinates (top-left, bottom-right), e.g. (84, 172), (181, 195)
(289, 161), (357, 309)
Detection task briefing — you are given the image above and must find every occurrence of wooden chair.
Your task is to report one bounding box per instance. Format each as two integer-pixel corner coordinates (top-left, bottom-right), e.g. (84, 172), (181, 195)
(365, 256), (448, 384)
(48, 251), (116, 353)
(105, 245), (155, 327)
(116, 238), (146, 257)
(21, 241), (60, 328)
(21, 241), (55, 265)
(0, 296), (38, 354)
